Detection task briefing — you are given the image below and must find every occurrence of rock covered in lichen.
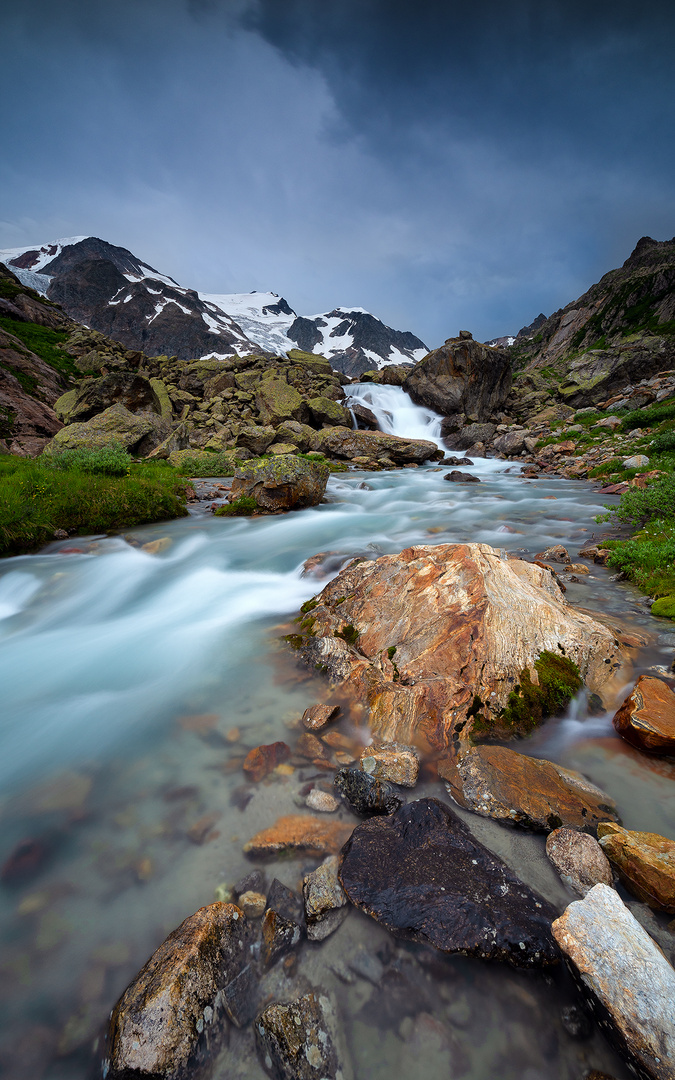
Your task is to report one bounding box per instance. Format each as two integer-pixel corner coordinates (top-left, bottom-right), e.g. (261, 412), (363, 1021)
(303, 856), (349, 941)
(229, 454), (329, 511)
(255, 991), (350, 1080)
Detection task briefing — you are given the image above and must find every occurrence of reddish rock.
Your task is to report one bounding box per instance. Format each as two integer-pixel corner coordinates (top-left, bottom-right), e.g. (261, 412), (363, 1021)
(295, 732), (330, 761)
(243, 815), (352, 858)
(612, 675), (675, 755)
(598, 822), (675, 913)
(290, 543), (630, 751)
(243, 741), (291, 782)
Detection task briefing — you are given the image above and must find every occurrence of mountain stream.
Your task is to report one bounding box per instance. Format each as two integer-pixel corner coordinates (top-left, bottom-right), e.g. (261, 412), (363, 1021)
(0, 385), (673, 1079)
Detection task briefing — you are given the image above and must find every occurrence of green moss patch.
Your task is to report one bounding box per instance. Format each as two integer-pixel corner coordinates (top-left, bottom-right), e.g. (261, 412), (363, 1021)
(651, 595), (675, 620)
(213, 496), (258, 516)
(499, 651), (583, 732)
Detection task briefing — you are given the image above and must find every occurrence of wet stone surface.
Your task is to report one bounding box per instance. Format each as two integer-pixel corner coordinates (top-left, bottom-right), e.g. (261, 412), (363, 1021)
(339, 797), (560, 967)
(255, 990), (348, 1080)
(333, 767), (402, 816)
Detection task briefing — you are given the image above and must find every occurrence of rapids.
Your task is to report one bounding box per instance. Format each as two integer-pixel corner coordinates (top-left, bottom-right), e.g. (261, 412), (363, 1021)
(0, 388), (673, 1080)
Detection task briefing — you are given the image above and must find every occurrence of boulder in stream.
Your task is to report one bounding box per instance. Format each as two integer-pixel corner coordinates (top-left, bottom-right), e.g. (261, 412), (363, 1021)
(597, 822), (675, 913)
(255, 990), (350, 1080)
(333, 767), (402, 816)
(313, 426), (442, 464)
(229, 454), (329, 511)
(612, 675), (675, 755)
(290, 542), (630, 749)
(552, 883), (675, 1080)
(339, 798), (559, 967)
(104, 902), (248, 1079)
(444, 745), (619, 833)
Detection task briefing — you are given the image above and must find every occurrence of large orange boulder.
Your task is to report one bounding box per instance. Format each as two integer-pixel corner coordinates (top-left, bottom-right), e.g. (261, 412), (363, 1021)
(612, 675), (675, 754)
(292, 543), (631, 751)
(598, 822), (675, 913)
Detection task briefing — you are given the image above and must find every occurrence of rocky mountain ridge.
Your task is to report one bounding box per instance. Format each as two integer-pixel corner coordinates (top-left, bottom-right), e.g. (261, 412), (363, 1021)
(0, 237), (428, 376)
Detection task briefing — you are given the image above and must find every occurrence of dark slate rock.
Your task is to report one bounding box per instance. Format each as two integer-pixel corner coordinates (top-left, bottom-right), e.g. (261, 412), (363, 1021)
(235, 869), (267, 898)
(333, 768), (402, 816)
(442, 455), (474, 466)
(339, 798), (559, 968)
(222, 962), (259, 1028)
(444, 470), (481, 483)
(266, 878), (305, 925)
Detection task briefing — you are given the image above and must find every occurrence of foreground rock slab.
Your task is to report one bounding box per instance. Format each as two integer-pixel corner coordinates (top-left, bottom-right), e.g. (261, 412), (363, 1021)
(339, 798), (559, 967)
(243, 815), (352, 858)
(292, 543), (630, 749)
(255, 991), (350, 1080)
(445, 745), (619, 833)
(612, 675), (675, 755)
(546, 827), (614, 896)
(552, 884), (675, 1080)
(229, 454), (329, 511)
(598, 822), (675, 913)
(104, 902), (247, 1079)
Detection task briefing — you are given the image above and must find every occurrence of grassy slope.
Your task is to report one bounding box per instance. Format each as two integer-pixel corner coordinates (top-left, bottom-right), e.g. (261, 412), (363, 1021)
(0, 454), (189, 557)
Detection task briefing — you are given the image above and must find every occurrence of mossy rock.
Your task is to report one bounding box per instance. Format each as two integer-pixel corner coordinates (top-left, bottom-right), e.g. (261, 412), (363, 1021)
(497, 650), (583, 734)
(255, 379), (308, 426)
(307, 396), (351, 428)
(287, 348), (333, 374)
(230, 453), (329, 511)
(651, 595), (675, 620)
(45, 404), (154, 454)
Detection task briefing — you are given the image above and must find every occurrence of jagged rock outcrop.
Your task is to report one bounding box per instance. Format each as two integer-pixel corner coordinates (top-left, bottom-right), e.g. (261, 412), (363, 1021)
(289, 543), (631, 751)
(403, 332), (512, 421)
(505, 236), (675, 417)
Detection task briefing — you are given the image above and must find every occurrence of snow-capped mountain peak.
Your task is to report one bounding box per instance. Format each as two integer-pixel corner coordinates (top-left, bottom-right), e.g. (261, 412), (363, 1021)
(0, 236), (428, 375)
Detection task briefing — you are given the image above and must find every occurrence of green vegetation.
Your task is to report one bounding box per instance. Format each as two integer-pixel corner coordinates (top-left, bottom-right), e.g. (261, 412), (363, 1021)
(170, 450), (241, 477)
(650, 429), (675, 454)
(0, 316), (80, 380)
(335, 623), (359, 646)
(300, 597), (318, 614)
(618, 395), (675, 432)
(599, 471), (675, 619)
(44, 444), (132, 476)
(498, 651), (583, 733)
(213, 496), (258, 516)
(0, 453), (187, 557)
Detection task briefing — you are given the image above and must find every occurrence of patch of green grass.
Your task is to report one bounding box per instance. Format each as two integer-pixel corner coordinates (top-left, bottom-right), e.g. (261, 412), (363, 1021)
(213, 496), (258, 516)
(0, 454), (188, 556)
(619, 396), (675, 432)
(171, 451), (240, 477)
(44, 444), (132, 476)
(0, 316), (80, 380)
(604, 521), (675, 601)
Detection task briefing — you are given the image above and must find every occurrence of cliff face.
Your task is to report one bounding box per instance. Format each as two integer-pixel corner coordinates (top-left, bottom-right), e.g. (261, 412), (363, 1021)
(506, 236), (675, 417)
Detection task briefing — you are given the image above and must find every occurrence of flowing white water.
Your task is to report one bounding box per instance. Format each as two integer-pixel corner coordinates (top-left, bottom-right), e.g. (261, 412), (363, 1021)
(0, 391), (672, 1080)
(346, 382), (445, 449)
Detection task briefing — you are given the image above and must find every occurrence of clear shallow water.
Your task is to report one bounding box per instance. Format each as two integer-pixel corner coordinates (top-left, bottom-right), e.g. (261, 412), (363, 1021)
(0, 393), (673, 1079)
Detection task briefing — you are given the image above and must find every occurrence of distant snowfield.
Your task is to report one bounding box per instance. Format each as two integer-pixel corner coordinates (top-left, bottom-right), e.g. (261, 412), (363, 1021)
(0, 236), (429, 368)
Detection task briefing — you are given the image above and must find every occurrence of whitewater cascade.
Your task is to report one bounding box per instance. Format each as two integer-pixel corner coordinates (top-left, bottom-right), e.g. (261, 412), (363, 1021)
(345, 383), (445, 450)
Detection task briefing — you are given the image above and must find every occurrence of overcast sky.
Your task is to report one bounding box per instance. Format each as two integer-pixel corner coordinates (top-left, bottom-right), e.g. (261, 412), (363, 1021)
(1, 0), (674, 346)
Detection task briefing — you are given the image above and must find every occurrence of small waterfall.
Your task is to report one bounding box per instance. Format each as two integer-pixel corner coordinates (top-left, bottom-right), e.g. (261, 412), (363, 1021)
(345, 382), (445, 450)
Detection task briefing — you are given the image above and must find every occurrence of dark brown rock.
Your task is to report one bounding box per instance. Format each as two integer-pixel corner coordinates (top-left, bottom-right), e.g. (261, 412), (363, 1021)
(105, 902), (247, 1078)
(339, 798), (559, 967)
(444, 470), (481, 483)
(404, 335), (512, 420)
(612, 675), (675, 755)
(452, 745), (619, 833)
(333, 768), (402, 816)
(260, 908), (302, 968)
(301, 704), (341, 731)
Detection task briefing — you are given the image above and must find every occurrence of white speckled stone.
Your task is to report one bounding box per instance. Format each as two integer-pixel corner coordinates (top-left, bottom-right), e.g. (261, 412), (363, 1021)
(552, 884), (675, 1080)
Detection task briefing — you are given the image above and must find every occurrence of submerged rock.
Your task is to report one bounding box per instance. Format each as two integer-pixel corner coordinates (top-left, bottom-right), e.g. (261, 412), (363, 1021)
(359, 742), (419, 787)
(546, 828), (614, 896)
(303, 856), (349, 941)
(242, 742), (291, 782)
(552, 884), (675, 1080)
(255, 991), (349, 1080)
(229, 454), (329, 511)
(301, 703), (341, 731)
(447, 745), (619, 833)
(290, 543), (630, 750)
(104, 902), (247, 1079)
(333, 768), (402, 816)
(243, 815), (352, 858)
(339, 798), (559, 967)
(612, 675), (675, 755)
(260, 908), (302, 968)
(598, 822), (675, 913)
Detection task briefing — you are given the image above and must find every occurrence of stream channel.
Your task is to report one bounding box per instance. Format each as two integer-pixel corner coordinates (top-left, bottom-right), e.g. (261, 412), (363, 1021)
(0, 385), (674, 1079)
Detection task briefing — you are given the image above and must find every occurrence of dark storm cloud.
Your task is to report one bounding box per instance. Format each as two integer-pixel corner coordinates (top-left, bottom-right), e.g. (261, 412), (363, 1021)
(0, 0), (673, 344)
